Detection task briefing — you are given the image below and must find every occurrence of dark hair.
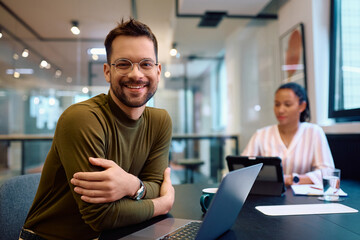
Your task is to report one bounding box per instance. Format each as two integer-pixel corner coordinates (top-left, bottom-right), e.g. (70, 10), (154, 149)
(276, 82), (310, 122)
(104, 18), (158, 64)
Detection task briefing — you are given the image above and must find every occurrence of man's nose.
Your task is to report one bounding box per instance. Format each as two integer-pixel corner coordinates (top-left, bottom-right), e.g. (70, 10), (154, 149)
(128, 63), (144, 77)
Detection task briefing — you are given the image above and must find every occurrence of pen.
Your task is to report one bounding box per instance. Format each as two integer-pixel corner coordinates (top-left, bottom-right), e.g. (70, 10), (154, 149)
(310, 186), (323, 190)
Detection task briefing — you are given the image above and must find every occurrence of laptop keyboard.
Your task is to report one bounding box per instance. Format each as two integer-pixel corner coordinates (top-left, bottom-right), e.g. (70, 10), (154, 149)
(159, 221), (201, 239)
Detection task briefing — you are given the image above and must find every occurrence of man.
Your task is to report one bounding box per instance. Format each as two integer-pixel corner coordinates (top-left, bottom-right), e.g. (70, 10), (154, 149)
(21, 19), (175, 240)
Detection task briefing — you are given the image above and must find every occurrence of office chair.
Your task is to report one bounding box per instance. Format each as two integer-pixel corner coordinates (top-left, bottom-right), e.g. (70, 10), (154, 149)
(0, 173), (41, 240)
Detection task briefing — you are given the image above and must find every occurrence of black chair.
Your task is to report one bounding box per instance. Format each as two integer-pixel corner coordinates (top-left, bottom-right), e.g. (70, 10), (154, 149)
(0, 173), (41, 239)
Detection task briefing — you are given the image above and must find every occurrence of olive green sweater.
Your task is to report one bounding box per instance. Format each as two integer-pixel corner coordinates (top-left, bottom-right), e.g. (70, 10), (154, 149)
(24, 93), (172, 240)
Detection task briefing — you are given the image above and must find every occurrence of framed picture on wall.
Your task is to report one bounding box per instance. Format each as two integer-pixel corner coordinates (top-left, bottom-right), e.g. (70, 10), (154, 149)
(280, 23), (307, 89)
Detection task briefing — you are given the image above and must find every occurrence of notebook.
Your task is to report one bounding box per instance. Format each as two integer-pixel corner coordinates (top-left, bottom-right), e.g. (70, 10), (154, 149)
(226, 156), (286, 196)
(121, 163), (262, 240)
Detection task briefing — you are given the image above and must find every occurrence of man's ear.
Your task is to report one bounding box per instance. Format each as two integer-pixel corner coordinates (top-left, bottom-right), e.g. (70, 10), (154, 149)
(104, 63), (111, 83)
(157, 63), (162, 83)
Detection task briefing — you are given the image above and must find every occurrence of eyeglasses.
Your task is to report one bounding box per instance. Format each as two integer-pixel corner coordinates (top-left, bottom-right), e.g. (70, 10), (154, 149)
(111, 58), (158, 76)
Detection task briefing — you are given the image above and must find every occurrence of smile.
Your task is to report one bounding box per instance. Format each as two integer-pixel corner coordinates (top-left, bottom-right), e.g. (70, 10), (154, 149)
(126, 84), (146, 89)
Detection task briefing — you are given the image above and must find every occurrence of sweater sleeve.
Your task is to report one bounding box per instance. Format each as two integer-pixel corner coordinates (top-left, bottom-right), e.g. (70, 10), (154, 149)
(140, 109), (172, 199)
(54, 105), (156, 231)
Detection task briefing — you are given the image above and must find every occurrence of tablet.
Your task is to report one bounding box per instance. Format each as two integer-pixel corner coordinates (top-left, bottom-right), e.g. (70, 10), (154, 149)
(226, 156), (286, 196)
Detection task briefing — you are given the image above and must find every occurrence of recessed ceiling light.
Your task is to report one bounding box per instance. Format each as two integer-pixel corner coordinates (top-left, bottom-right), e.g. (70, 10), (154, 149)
(164, 71), (171, 78)
(55, 70), (62, 78)
(71, 20), (80, 35)
(40, 60), (48, 68)
(170, 43), (178, 56)
(92, 54), (99, 61)
(13, 71), (20, 78)
(22, 49), (29, 58)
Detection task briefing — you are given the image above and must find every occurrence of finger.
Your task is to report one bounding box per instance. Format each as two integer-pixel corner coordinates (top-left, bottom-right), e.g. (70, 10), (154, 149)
(73, 187), (109, 198)
(163, 167), (172, 184)
(71, 177), (110, 190)
(73, 171), (107, 181)
(80, 195), (111, 204)
(89, 157), (115, 169)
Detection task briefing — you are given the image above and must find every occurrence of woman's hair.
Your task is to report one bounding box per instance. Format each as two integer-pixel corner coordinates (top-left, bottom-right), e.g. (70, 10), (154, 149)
(276, 82), (310, 122)
(104, 18), (158, 64)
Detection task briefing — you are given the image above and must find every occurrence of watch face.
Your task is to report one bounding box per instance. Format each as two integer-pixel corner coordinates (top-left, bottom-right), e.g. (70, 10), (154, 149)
(136, 186), (145, 200)
(293, 176), (300, 183)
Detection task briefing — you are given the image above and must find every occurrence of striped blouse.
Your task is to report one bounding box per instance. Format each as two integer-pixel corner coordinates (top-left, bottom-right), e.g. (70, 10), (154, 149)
(242, 122), (335, 185)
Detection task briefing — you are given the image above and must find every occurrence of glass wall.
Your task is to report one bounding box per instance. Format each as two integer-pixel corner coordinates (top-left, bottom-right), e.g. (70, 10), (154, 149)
(0, 26), (231, 182)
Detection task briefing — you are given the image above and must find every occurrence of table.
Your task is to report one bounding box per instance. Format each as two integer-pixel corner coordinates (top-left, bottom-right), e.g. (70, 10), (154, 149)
(0, 133), (239, 177)
(101, 180), (360, 240)
(0, 134), (53, 174)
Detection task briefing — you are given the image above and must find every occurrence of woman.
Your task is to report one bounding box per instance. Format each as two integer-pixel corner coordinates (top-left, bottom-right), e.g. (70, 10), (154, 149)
(242, 82), (334, 186)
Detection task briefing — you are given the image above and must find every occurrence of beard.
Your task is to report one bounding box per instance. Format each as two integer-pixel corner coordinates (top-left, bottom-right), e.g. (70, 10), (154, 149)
(109, 74), (158, 108)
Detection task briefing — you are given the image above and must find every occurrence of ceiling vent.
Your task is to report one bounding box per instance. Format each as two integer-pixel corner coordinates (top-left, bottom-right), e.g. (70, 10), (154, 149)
(198, 11), (227, 27)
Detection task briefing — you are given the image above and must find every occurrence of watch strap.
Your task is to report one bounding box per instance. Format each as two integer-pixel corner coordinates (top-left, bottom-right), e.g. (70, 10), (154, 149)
(132, 179), (145, 201)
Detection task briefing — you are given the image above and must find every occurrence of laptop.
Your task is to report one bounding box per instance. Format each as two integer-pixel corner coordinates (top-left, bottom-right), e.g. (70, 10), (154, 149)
(121, 163), (262, 240)
(226, 156), (286, 196)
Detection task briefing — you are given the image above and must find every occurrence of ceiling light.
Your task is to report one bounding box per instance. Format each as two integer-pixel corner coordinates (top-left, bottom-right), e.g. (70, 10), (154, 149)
(6, 68), (34, 75)
(49, 98), (56, 106)
(170, 43), (177, 57)
(88, 48), (106, 55)
(164, 71), (171, 78)
(55, 70), (62, 78)
(13, 71), (20, 78)
(22, 49), (29, 58)
(92, 54), (99, 61)
(66, 77), (73, 83)
(0, 29), (3, 39)
(40, 60), (48, 68)
(71, 21), (80, 35)
(13, 53), (19, 60)
(82, 87), (89, 94)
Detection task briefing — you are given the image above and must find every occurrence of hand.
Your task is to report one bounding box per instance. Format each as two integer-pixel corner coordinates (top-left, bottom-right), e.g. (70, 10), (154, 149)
(152, 167), (175, 217)
(284, 174), (292, 186)
(284, 174), (314, 186)
(70, 157), (139, 203)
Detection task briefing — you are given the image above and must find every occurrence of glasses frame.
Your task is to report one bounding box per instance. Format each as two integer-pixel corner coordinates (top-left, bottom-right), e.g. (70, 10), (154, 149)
(110, 58), (159, 76)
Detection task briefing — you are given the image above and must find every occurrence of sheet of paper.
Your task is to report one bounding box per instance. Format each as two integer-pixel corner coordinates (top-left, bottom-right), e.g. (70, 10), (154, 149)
(291, 184), (348, 196)
(256, 203), (358, 216)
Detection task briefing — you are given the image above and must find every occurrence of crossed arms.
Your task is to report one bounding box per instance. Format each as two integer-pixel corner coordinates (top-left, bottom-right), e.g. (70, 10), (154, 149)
(70, 157), (174, 217)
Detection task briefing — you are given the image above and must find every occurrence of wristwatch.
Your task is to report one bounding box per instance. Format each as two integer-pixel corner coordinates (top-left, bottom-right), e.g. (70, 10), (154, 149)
(132, 179), (145, 201)
(292, 173), (300, 185)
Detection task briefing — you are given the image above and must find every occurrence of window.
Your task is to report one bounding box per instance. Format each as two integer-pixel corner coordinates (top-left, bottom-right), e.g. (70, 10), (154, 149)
(329, 0), (360, 121)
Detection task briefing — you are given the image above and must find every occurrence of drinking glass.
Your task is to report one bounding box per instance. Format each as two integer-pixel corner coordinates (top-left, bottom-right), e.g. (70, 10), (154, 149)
(318, 168), (341, 201)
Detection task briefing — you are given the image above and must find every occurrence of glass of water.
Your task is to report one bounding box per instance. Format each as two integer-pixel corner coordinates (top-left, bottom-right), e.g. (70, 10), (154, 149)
(319, 168), (341, 201)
